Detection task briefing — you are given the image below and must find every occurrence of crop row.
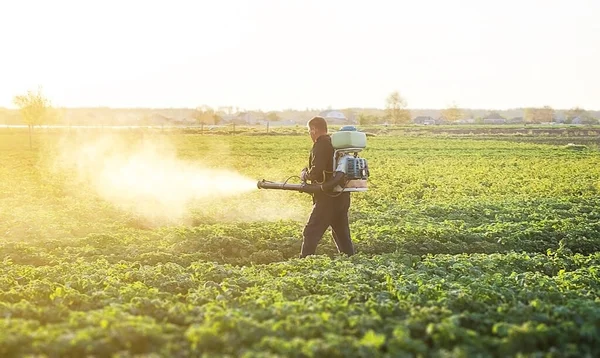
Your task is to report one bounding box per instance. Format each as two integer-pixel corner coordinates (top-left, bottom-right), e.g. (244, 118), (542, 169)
(1, 250), (599, 357)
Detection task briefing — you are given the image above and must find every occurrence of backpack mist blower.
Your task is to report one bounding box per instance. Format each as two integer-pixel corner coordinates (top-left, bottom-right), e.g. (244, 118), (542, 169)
(256, 130), (370, 194)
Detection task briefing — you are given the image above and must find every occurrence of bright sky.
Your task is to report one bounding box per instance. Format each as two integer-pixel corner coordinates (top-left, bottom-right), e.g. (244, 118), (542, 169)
(1, 0), (598, 110)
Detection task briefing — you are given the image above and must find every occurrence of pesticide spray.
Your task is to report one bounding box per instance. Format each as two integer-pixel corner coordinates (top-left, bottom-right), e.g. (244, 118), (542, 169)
(52, 133), (262, 223)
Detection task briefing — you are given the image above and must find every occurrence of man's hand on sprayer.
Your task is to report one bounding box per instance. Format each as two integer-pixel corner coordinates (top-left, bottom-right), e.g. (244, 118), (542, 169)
(300, 168), (308, 182)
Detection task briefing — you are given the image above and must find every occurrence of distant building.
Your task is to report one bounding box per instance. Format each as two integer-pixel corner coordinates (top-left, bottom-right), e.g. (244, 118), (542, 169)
(571, 116), (583, 125)
(507, 117), (524, 124)
(319, 110), (348, 124)
(456, 118), (476, 124)
(435, 117), (449, 125)
(484, 118), (506, 124)
(483, 112), (506, 124)
(220, 112), (254, 124)
(238, 112), (254, 124)
(553, 114), (566, 123)
(413, 116), (436, 125)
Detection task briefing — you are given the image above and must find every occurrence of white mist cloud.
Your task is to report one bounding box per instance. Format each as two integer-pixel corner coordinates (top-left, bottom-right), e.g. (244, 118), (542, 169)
(54, 133), (258, 223)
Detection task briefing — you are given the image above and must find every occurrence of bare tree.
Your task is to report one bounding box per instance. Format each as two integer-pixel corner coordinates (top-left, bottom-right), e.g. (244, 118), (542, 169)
(194, 106), (223, 132)
(385, 91), (411, 124)
(266, 112), (280, 122)
(565, 107), (596, 124)
(524, 106), (554, 123)
(442, 102), (463, 123)
(13, 86), (51, 149)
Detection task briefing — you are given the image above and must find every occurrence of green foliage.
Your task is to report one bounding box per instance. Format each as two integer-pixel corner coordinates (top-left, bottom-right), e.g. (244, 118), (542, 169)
(1, 251), (599, 356)
(1, 130), (600, 356)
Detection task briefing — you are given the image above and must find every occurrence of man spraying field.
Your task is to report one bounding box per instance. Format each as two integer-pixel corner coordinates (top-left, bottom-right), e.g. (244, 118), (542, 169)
(299, 116), (354, 257)
(257, 116), (370, 258)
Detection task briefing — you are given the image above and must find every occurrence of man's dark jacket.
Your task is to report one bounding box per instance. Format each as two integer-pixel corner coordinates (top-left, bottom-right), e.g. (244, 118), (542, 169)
(306, 134), (334, 185)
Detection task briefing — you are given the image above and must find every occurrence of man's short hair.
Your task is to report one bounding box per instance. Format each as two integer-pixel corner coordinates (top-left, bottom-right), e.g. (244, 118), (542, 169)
(307, 116), (328, 133)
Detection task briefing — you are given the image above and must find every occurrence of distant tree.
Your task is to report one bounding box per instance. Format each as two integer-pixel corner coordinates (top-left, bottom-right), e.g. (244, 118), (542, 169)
(565, 107), (596, 124)
(31, 105), (63, 126)
(523, 108), (533, 123)
(212, 113), (222, 125)
(13, 87), (51, 149)
(266, 112), (280, 122)
(565, 107), (585, 122)
(358, 113), (383, 125)
(217, 106), (233, 115)
(524, 106), (554, 123)
(193, 107), (209, 125)
(342, 109), (355, 122)
(541, 106), (555, 123)
(194, 106), (221, 127)
(484, 111), (505, 120)
(441, 102), (463, 122)
(358, 113), (371, 125)
(385, 91), (411, 124)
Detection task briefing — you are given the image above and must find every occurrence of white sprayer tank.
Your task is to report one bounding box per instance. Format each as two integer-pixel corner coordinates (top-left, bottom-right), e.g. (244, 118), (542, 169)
(331, 131), (367, 150)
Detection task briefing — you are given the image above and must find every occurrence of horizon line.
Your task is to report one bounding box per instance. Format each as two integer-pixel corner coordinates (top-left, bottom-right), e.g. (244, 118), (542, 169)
(1, 105), (598, 112)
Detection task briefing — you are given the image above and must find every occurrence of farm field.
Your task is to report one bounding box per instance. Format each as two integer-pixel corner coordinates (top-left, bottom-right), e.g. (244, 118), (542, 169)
(1, 128), (600, 357)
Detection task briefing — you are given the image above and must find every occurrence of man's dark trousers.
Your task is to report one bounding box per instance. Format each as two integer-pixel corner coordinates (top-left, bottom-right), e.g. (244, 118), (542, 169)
(301, 192), (354, 257)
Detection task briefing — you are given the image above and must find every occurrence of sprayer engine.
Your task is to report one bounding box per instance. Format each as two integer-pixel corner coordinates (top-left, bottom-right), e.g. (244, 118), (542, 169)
(257, 130), (370, 194)
(337, 155), (369, 181)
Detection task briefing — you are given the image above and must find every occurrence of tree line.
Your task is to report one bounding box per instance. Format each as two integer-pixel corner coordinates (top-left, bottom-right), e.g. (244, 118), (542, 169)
(356, 91), (598, 125)
(7, 88), (600, 149)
